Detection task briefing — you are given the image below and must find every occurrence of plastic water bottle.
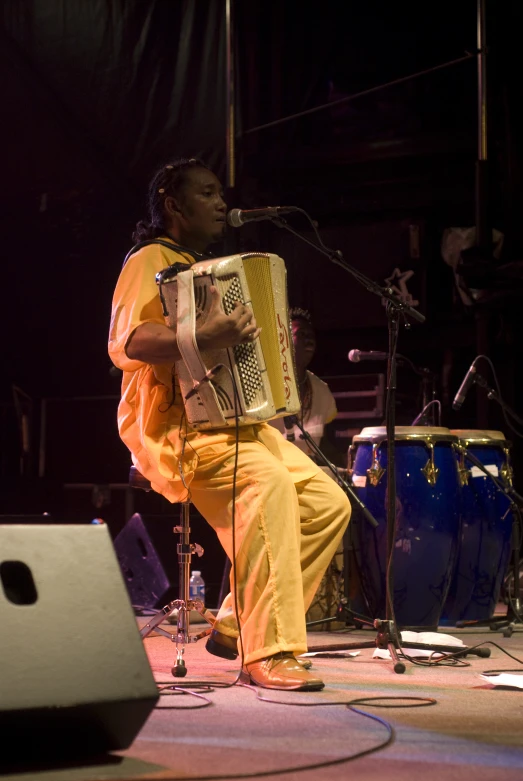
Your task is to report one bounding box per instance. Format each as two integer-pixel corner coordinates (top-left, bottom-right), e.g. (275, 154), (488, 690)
(189, 570), (205, 603)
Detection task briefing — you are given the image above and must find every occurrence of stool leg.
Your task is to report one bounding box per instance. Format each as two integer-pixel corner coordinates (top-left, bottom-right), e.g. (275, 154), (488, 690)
(171, 500), (192, 677)
(140, 501), (215, 676)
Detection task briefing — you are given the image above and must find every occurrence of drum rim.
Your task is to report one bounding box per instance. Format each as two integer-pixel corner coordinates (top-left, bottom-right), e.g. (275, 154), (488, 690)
(353, 425), (458, 444)
(450, 429), (510, 446)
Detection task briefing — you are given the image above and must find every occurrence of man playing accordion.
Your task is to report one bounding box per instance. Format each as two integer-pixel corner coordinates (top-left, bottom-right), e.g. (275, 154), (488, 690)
(108, 158), (351, 691)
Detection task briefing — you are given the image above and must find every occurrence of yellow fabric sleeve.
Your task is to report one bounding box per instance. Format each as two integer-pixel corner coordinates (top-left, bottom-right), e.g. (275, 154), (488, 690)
(108, 243), (181, 372)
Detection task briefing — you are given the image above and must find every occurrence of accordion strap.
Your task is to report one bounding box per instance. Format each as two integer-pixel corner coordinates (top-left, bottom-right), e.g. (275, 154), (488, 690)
(176, 269), (226, 427)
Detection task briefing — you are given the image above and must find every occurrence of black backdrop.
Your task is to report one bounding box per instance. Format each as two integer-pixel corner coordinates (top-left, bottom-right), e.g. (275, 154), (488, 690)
(2, 2), (523, 569)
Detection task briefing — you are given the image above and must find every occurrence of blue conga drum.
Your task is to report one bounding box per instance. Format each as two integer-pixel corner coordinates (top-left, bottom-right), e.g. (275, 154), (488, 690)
(347, 426), (461, 631)
(440, 430), (513, 626)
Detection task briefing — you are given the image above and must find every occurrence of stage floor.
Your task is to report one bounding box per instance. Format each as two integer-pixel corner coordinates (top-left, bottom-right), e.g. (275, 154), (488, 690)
(2, 617), (523, 781)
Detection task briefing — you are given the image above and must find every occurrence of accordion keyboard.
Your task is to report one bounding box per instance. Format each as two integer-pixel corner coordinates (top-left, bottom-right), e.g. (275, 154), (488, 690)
(221, 275), (264, 405)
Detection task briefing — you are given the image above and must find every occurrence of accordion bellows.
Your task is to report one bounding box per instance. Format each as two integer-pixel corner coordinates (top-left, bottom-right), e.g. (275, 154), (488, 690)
(157, 252), (300, 429)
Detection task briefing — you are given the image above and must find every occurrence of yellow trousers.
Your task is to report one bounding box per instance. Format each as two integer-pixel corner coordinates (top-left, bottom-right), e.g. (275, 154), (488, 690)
(189, 424), (351, 665)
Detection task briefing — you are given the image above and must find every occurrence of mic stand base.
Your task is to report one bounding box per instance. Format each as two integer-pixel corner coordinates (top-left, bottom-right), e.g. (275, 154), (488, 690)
(306, 616), (490, 671)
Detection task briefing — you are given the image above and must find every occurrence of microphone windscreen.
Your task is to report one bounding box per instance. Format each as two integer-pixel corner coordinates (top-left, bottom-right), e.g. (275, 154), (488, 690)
(226, 210), (242, 228)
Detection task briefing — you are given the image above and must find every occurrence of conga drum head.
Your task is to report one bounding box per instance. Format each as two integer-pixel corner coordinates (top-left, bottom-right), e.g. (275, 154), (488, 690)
(451, 429), (510, 446)
(354, 426), (457, 443)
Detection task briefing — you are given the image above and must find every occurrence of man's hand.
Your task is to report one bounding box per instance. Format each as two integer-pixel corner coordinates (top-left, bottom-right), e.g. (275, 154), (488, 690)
(196, 286), (261, 351)
(126, 286), (261, 365)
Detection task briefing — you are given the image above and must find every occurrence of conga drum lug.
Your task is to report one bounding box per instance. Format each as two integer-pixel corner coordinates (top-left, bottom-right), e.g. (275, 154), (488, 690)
(366, 442), (385, 486)
(458, 466), (470, 487)
(421, 459), (439, 486)
(453, 443), (471, 486)
(500, 448), (514, 487)
(367, 464), (385, 486)
(421, 443), (439, 486)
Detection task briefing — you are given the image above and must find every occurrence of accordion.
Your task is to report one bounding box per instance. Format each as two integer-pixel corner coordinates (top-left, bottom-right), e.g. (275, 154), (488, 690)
(156, 252), (301, 430)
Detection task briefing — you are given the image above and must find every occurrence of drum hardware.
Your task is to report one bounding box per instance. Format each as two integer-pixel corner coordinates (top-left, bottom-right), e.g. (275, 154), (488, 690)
(454, 444), (471, 487)
(367, 443), (385, 486)
(500, 448), (514, 487)
(421, 442), (439, 486)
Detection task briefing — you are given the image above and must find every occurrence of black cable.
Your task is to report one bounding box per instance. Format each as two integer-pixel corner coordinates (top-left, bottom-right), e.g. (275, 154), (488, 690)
(145, 691), (436, 781)
(149, 635), (523, 777)
(227, 361), (246, 669)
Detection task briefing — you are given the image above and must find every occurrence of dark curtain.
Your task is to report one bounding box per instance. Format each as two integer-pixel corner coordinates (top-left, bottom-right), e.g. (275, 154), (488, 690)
(1, 0), (227, 401)
(0, 0), (227, 199)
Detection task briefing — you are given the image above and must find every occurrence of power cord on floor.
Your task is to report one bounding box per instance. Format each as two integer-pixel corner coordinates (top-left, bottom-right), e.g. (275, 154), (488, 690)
(142, 690), (436, 780)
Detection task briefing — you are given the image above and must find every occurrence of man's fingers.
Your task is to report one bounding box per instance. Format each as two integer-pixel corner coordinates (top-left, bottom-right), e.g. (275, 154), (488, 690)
(230, 300), (250, 321)
(209, 286), (224, 312)
(235, 305), (256, 329)
(240, 325), (261, 343)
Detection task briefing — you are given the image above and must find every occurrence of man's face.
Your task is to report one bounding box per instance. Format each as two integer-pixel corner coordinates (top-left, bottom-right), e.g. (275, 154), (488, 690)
(174, 167), (227, 246)
(291, 318), (316, 372)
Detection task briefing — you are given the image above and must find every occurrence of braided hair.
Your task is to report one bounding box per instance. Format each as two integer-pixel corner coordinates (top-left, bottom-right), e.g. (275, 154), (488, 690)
(132, 158), (210, 242)
(289, 307), (312, 325)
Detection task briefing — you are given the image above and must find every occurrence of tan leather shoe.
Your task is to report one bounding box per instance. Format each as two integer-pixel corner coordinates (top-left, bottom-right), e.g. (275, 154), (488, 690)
(241, 652), (324, 691)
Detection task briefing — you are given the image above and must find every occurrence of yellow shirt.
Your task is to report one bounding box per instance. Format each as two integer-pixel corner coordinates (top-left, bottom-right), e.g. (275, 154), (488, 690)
(108, 238), (318, 502)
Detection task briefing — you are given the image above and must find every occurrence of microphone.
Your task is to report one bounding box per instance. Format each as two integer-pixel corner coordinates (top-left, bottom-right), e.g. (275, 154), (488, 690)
(452, 362), (477, 411)
(348, 349), (389, 363)
(283, 416), (296, 442)
(226, 206), (298, 227)
(185, 364), (225, 401)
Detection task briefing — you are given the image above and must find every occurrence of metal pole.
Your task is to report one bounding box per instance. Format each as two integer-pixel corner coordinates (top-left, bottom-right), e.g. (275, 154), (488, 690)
(225, 0), (235, 188)
(476, 0), (488, 249)
(475, 0), (490, 428)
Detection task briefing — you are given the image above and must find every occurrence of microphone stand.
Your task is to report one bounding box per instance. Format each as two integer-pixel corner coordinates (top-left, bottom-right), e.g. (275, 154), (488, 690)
(285, 414), (379, 531)
(271, 215), (486, 671)
(472, 373), (523, 429)
(285, 415), (381, 633)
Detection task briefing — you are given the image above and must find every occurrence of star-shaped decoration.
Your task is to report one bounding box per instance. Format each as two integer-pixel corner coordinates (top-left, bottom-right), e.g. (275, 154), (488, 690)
(382, 267), (419, 307)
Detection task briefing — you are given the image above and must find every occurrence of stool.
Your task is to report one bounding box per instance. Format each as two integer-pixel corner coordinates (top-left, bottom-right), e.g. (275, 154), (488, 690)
(128, 465), (215, 677)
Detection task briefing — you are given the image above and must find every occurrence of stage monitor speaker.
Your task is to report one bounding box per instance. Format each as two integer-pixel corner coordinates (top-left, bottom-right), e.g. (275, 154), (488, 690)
(0, 524), (159, 761)
(113, 512), (179, 610)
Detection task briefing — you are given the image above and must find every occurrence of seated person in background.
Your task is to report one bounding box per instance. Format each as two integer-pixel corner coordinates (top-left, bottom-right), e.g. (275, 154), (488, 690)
(271, 308), (345, 468)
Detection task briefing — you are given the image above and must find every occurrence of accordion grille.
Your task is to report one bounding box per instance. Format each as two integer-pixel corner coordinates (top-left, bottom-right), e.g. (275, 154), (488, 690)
(243, 256), (286, 411)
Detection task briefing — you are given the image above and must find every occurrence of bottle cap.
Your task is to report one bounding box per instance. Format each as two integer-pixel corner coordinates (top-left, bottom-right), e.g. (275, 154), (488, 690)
(192, 571), (201, 576)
